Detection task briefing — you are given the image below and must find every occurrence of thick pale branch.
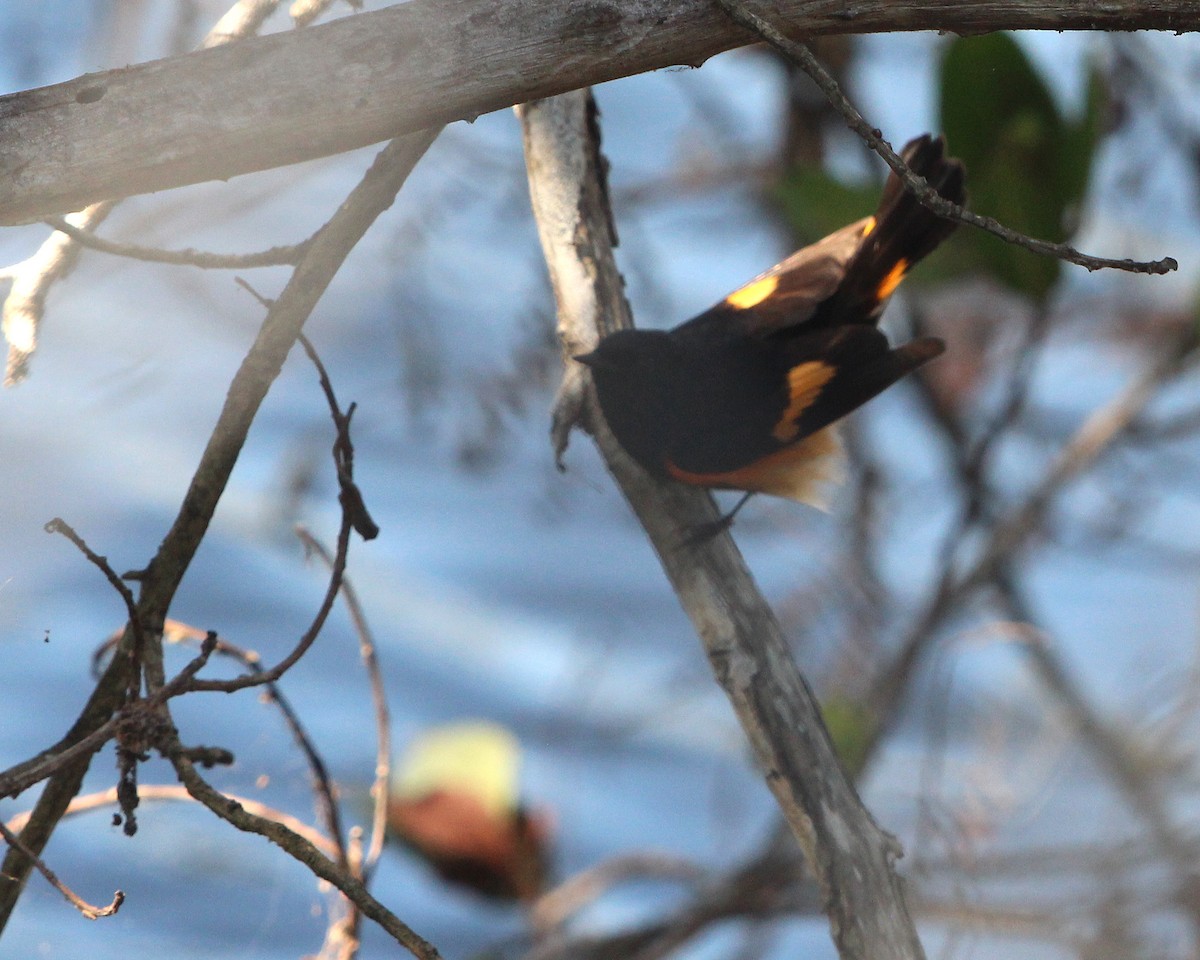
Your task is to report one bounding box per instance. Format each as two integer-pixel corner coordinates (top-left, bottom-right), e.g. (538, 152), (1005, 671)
(520, 89), (924, 960)
(0, 0), (1195, 223)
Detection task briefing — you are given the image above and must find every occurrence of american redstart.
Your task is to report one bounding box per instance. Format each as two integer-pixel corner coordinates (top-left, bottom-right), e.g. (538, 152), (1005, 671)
(576, 134), (965, 516)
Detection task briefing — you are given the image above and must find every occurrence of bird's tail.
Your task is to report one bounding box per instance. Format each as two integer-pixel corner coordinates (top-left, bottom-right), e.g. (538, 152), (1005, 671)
(812, 134), (966, 326)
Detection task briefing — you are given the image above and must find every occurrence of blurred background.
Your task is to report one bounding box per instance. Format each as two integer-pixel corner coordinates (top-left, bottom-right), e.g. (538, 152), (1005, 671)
(2, 2), (1200, 958)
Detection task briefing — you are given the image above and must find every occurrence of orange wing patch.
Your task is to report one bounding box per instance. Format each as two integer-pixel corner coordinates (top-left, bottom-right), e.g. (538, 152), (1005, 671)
(861, 216), (877, 238)
(666, 428), (845, 508)
(876, 258), (909, 301)
(725, 275), (779, 310)
(772, 361), (836, 443)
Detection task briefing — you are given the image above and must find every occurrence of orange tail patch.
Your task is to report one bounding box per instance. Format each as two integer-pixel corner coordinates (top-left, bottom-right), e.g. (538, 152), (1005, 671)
(667, 426), (845, 509)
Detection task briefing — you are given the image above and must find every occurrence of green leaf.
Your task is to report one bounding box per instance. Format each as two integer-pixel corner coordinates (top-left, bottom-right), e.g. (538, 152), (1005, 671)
(821, 696), (876, 778)
(938, 33), (1102, 302)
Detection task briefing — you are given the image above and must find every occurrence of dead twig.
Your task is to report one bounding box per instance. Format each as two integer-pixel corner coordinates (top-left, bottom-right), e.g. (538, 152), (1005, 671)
(294, 530), (391, 879)
(0, 814), (123, 920)
(0, 4), (432, 935)
(711, 0), (1178, 278)
(5, 784), (339, 859)
(532, 852), (705, 933)
(43, 519), (141, 656)
(296, 333), (379, 541)
(869, 332), (1196, 754)
(295, 528), (393, 958)
(42, 215), (310, 268)
(169, 748), (440, 960)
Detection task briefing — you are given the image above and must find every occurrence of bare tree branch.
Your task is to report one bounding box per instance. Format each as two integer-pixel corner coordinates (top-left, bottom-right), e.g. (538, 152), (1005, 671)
(869, 332), (1197, 751)
(0, 128), (438, 935)
(0, 0), (1193, 224)
(295, 530), (392, 880)
(520, 88), (925, 960)
(711, 0), (1177, 277)
(41, 215), (309, 268)
(532, 853), (705, 934)
(168, 749), (440, 960)
(1, 0), (285, 384)
(0, 818), (123, 921)
(2, 202), (113, 384)
(4, 784), (337, 858)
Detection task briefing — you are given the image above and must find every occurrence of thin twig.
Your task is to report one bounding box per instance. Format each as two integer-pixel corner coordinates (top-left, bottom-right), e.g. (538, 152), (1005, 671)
(297, 333), (379, 541)
(0, 721), (122, 802)
(169, 750), (440, 960)
(43, 519), (140, 643)
(992, 576), (1200, 939)
(90, 618), (349, 864)
(296, 529), (391, 959)
(0, 817), (123, 920)
(182, 329), (381, 695)
(711, 0), (1178, 277)
(42, 215), (310, 268)
(186, 505), (352, 694)
(154, 622), (352, 866)
(44, 518), (147, 714)
(527, 833), (820, 960)
(5, 785), (339, 859)
(532, 853), (705, 933)
(295, 530), (391, 878)
(2, 629), (214, 803)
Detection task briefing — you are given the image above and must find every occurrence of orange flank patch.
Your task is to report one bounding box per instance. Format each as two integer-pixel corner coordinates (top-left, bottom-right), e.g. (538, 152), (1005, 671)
(666, 428), (845, 508)
(772, 361), (836, 443)
(861, 215), (877, 238)
(725, 275), (779, 310)
(876, 258), (909, 300)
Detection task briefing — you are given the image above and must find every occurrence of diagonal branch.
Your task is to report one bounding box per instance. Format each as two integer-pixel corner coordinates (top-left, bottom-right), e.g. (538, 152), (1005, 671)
(519, 89), (925, 960)
(0, 127), (440, 933)
(168, 749), (440, 960)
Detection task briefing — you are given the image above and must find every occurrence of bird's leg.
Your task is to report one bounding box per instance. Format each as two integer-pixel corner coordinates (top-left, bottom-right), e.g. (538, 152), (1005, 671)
(681, 492), (755, 548)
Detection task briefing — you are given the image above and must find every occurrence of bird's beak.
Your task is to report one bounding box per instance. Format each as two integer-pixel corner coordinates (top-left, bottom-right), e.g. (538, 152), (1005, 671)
(573, 351), (597, 367)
